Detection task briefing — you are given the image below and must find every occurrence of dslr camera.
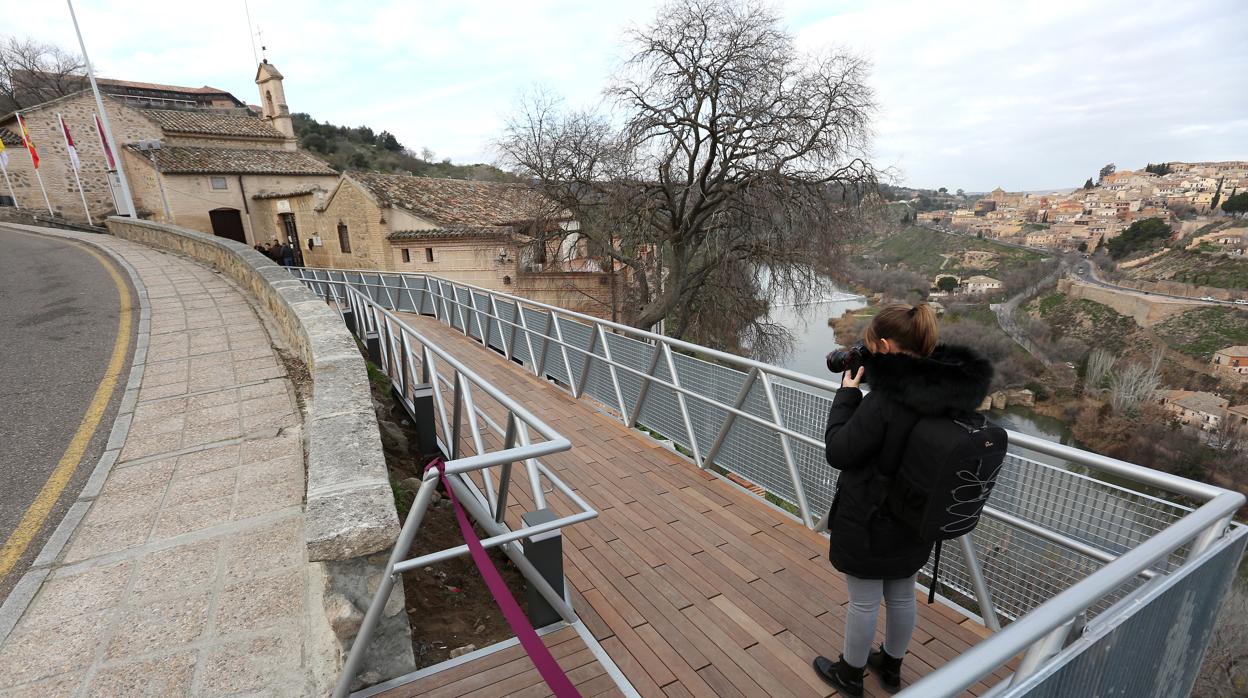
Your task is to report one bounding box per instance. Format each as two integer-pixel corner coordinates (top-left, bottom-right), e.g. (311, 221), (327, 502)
(826, 342), (870, 375)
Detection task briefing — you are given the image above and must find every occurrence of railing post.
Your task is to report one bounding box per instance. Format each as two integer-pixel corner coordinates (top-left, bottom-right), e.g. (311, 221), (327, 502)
(663, 344), (704, 466)
(516, 421), (547, 510)
(490, 296), (510, 358)
(549, 311), (575, 389)
(534, 311), (555, 379)
(495, 414), (518, 523)
(702, 368), (760, 469)
(1010, 616), (1075, 687)
(596, 325), (628, 419)
(513, 301), (538, 371)
(958, 533), (1002, 632)
(450, 372), (465, 460)
(758, 373), (810, 526)
(627, 341), (665, 428)
(423, 346), (452, 445)
(332, 474), (440, 698)
(572, 323), (599, 399)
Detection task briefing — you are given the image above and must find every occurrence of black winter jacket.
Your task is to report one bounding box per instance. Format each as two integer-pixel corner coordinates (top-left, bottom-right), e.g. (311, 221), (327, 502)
(824, 344), (994, 580)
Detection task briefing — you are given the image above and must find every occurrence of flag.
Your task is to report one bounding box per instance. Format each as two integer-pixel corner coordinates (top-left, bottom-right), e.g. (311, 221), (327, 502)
(58, 114), (81, 171)
(16, 113), (39, 169)
(0, 135), (8, 171)
(94, 112), (115, 170)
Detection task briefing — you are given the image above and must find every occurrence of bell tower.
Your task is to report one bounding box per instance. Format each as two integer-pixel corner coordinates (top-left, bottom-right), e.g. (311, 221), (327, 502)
(255, 59), (295, 144)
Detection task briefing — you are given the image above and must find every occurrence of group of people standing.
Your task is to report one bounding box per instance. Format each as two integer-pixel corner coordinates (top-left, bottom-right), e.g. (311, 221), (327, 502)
(255, 239), (297, 267)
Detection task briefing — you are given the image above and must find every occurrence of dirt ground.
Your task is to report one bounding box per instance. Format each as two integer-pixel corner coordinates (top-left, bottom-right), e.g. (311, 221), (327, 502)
(366, 356), (527, 668)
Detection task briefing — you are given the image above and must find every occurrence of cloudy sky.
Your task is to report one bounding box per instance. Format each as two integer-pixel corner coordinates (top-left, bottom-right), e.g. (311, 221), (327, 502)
(12, 0), (1247, 191)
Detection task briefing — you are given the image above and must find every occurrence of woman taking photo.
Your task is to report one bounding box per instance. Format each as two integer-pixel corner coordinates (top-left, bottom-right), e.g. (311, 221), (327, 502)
(813, 303), (994, 695)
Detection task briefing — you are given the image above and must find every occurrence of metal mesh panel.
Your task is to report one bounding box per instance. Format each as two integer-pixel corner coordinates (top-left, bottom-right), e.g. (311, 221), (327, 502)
(1005, 530), (1247, 698)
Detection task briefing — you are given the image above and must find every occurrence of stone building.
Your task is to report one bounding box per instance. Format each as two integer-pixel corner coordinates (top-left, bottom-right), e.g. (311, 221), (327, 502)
(1212, 345), (1248, 382)
(294, 171), (619, 319)
(0, 60), (337, 243)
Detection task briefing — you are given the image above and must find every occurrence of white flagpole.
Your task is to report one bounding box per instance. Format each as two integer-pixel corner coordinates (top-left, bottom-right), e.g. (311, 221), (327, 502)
(58, 113), (93, 226)
(17, 113), (54, 215)
(68, 0), (136, 217)
(0, 161), (17, 209)
(93, 111), (120, 215)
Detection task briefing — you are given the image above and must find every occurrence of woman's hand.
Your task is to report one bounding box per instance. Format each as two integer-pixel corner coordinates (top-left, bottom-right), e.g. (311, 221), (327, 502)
(841, 366), (865, 389)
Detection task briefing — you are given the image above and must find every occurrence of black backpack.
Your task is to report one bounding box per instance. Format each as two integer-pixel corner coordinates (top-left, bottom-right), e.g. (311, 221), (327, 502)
(878, 412), (1008, 601)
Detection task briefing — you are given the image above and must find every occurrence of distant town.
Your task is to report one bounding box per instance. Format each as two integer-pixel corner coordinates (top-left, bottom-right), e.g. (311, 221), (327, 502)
(910, 161), (1248, 254)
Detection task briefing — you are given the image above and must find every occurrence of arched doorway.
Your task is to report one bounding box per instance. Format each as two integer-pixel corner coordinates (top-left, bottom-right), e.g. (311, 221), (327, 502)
(209, 208), (247, 244)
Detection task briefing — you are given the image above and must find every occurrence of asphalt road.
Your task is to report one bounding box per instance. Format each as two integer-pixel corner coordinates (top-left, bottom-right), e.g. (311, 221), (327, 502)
(1075, 259), (1246, 307)
(0, 228), (134, 604)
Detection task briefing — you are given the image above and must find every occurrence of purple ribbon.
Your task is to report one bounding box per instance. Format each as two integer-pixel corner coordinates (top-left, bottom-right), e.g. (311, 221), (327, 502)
(426, 458), (582, 698)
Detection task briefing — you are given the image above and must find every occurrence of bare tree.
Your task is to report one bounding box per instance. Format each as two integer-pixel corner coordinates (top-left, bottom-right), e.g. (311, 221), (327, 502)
(1108, 356), (1162, 416)
(1085, 348), (1115, 394)
(0, 36), (86, 112)
(497, 0), (878, 346)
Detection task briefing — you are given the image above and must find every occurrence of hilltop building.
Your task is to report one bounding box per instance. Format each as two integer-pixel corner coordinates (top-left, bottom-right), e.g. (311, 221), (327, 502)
(1212, 346), (1248, 382)
(286, 171), (619, 319)
(0, 60), (337, 243)
(1158, 390), (1230, 433)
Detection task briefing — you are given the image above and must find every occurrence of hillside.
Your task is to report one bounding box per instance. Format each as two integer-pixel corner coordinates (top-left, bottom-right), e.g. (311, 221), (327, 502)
(1154, 306), (1248, 361)
(291, 113), (514, 181)
(1123, 248), (1248, 291)
(1031, 292), (1141, 354)
(860, 225), (1048, 279)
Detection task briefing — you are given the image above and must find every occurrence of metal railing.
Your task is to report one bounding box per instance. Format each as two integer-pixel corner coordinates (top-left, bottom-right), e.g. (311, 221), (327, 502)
(295, 267), (1246, 698)
(330, 284), (599, 698)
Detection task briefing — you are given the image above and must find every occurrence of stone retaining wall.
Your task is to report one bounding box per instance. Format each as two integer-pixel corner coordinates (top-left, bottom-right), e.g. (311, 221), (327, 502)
(105, 217), (413, 689)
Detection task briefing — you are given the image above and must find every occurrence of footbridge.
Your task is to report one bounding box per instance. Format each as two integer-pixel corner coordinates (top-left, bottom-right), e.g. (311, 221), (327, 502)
(292, 267), (1245, 698)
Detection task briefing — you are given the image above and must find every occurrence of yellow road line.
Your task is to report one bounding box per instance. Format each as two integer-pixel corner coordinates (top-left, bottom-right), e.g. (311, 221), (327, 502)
(0, 233), (133, 582)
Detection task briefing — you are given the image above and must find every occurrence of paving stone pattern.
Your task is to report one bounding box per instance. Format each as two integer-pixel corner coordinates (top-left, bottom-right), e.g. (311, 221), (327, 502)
(0, 240), (315, 696)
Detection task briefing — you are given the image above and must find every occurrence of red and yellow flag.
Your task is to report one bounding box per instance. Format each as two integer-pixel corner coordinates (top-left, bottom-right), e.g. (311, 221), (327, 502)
(16, 113), (39, 169)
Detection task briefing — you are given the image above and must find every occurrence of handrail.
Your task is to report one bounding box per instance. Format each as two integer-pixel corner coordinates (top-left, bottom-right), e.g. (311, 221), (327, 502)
(299, 268), (1228, 507)
(898, 491), (1243, 697)
(330, 284), (599, 698)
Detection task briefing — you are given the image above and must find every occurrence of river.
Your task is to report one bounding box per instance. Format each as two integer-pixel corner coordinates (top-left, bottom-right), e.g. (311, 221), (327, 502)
(766, 282), (1083, 471)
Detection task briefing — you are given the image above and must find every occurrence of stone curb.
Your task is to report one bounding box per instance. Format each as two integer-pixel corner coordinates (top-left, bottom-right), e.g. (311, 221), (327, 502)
(0, 224), (151, 648)
(103, 217), (399, 561)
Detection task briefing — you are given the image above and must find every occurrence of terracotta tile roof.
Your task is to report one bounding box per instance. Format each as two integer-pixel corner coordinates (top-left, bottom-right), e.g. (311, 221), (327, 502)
(125, 145), (336, 175)
(387, 225), (514, 241)
(1173, 392), (1228, 415)
(348, 171), (561, 227)
(140, 109), (287, 140)
(98, 78), (233, 95)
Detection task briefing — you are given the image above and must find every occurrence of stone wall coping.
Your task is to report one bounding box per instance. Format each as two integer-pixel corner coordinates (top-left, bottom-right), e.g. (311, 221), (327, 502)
(105, 216), (398, 561)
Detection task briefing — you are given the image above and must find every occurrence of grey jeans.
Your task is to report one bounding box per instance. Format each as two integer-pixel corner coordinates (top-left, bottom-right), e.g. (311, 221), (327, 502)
(843, 573), (918, 667)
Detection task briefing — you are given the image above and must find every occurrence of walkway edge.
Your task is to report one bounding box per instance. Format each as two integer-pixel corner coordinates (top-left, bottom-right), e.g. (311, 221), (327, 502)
(0, 224), (150, 648)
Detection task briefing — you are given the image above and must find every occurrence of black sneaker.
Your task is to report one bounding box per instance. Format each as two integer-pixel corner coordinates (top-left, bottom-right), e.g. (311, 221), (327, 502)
(813, 655), (865, 697)
(868, 645), (904, 693)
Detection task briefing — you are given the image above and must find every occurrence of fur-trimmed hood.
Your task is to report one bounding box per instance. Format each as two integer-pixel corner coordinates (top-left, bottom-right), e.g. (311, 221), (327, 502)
(863, 343), (994, 415)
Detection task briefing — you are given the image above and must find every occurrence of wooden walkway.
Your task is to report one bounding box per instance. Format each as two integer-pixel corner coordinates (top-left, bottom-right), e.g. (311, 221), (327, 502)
(389, 312), (1011, 698)
(377, 626), (620, 698)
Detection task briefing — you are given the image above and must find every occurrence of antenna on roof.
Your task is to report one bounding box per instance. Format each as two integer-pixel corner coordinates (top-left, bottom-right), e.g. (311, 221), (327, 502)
(243, 0), (258, 65)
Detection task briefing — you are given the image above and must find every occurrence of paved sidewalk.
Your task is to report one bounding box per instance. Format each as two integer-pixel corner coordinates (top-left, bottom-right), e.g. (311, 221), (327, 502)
(0, 233), (316, 696)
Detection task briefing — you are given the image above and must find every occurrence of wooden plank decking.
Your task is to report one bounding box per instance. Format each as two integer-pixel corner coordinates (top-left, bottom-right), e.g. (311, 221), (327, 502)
(386, 312), (1012, 697)
(377, 626), (621, 698)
